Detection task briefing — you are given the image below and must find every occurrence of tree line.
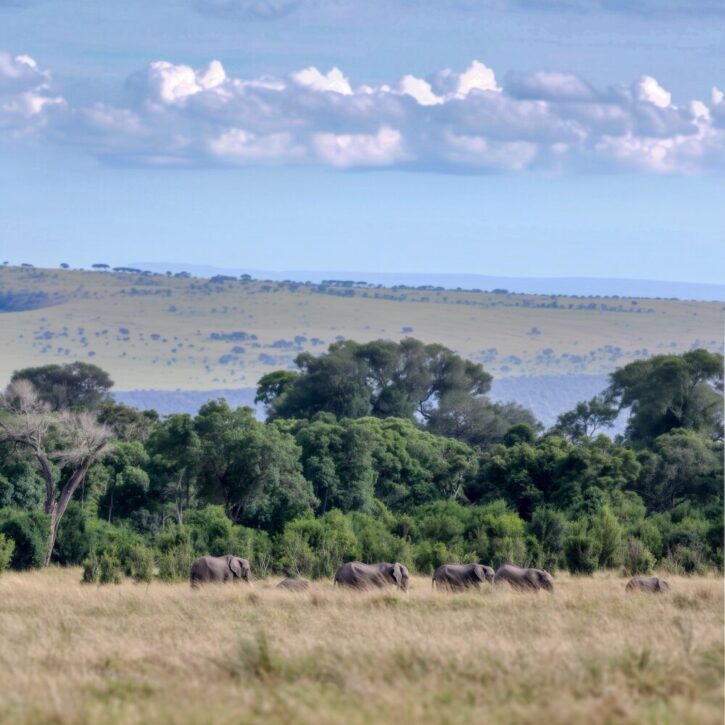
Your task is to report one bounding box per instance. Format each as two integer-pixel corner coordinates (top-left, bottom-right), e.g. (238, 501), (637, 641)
(0, 342), (721, 583)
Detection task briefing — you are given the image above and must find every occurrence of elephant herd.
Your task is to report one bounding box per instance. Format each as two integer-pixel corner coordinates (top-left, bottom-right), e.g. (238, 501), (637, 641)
(190, 555), (670, 594)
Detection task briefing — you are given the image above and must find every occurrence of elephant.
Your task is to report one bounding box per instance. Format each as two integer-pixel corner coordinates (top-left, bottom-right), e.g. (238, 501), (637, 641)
(432, 563), (495, 590)
(277, 577), (311, 592)
(334, 561), (410, 591)
(493, 564), (554, 592)
(190, 555), (252, 587)
(625, 575), (671, 593)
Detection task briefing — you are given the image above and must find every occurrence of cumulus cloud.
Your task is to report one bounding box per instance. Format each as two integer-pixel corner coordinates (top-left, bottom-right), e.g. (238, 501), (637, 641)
(314, 126), (406, 167)
(292, 66), (352, 95)
(634, 75), (672, 109)
(0, 52), (64, 130)
(1, 52), (724, 174)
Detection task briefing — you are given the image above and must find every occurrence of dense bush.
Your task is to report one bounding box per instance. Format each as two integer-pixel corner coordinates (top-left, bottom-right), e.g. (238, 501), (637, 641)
(0, 350), (721, 579)
(0, 508), (49, 570)
(0, 533), (14, 574)
(622, 538), (655, 575)
(564, 534), (599, 575)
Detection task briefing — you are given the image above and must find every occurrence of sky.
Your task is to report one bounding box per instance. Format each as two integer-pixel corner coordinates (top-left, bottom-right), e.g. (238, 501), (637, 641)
(0, 0), (723, 282)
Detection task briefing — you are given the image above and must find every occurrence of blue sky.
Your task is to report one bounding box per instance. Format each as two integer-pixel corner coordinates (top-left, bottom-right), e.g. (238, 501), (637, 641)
(0, 0), (723, 281)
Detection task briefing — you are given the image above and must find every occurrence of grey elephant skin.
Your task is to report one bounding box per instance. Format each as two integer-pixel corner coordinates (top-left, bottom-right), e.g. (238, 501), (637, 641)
(432, 563), (494, 590)
(494, 564), (554, 592)
(277, 577), (311, 591)
(626, 575), (671, 593)
(190, 555), (252, 587)
(334, 561), (410, 591)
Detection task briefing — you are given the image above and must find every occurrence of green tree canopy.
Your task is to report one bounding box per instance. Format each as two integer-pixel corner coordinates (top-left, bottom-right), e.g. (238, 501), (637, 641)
(257, 338), (493, 424)
(608, 349), (723, 443)
(10, 362), (114, 411)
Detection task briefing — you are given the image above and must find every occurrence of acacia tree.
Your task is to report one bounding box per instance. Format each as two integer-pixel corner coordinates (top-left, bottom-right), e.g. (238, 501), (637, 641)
(0, 380), (112, 565)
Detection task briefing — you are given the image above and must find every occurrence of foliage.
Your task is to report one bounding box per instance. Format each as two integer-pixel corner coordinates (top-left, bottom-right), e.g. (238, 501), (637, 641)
(564, 534), (599, 575)
(622, 538), (656, 576)
(0, 350), (722, 577)
(0, 508), (49, 570)
(607, 349), (723, 443)
(0, 532), (14, 574)
(10, 362), (114, 411)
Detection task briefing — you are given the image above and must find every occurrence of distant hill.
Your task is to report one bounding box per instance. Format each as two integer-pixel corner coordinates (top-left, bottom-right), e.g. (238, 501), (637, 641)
(133, 262), (725, 302)
(0, 267), (721, 422)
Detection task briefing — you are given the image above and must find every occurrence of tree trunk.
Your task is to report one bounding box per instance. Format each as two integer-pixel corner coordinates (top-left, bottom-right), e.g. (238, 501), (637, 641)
(43, 459), (93, 567)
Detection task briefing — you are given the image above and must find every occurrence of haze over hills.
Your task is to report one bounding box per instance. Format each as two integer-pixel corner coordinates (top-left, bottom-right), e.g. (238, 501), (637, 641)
(1, 265), (722, 426)
(133, 262), (725, 302)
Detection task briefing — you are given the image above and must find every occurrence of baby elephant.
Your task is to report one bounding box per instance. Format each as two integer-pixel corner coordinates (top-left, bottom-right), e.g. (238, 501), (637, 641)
(494, 563), (554, 592)
(190, 555), (252, 587)
(432, 563), (494, 590)
(334, 561), (409, 591)
(277, 577), (311, 592)
(626, 575), (671, 593)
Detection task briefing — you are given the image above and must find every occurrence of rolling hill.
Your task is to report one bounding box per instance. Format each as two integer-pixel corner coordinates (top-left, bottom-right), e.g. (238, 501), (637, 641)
(1, 265), (721, 424)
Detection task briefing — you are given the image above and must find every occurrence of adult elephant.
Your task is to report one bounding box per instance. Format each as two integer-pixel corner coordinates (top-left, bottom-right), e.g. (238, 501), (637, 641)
(432, 563), (494, 590)
(494, 564), (554, 592)
(625, 575), (671, 593)
(277, 577), (311, 592)
(190, 555), (252, 587)
(334, 561), (410, 591)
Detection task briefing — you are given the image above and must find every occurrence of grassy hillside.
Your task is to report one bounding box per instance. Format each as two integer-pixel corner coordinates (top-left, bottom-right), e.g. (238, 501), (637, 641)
(0, 568), (722, 724)
(0, 266), (721, 393)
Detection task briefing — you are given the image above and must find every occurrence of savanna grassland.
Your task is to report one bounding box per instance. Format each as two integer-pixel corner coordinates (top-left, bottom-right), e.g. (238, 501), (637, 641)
(0, 266), (721, 391)
(0, 569), (722, 724)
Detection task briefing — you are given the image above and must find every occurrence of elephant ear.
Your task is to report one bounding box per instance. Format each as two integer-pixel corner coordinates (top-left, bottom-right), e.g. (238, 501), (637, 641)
(228, 557), (243, 578)
(473, 565), (486, 582)
(392, 563), (403, 586)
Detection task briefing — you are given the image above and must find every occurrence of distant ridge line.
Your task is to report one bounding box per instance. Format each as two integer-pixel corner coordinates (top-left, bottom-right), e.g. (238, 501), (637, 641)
(130, 262), (725, 302)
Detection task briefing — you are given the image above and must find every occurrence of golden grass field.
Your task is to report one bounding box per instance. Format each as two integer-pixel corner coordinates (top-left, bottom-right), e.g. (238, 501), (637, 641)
(0, 267), (722, 389)
(0, 568), (722, 724)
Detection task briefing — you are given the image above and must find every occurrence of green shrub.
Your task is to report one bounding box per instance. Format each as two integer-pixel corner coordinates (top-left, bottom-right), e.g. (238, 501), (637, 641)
(157, 542), (195, 582)
(99, 552), (122, 584)
(622, 537), (655, 576)
(276, 511), (359, 578)
(82, 553), (100, 584)
(127, 544), (154, 583)
(412, 540), (449, 574)
(0, 533), (14, 574)
(591, 506), (623, 568)
(55, 502), (106, 565)
(0, 508), (48, 569)
(528, 506), (566, 570)
(663, 544), (705, 575)
(564, 534), (599, 575)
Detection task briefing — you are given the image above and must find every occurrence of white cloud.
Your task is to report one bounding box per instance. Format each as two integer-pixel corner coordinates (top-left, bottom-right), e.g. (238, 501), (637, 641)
(140, 60), (227, 107)
(398, 75), (443, 106)
(452, 60), (500, 98)
(314, 126), (406, 167)
(0, 52), (64, 129)
(292, 66), (352, 95)
(208, 127), (304, 162)
(505, 71), (594, 101)
(1, 52), (724, 174)
(634, 75), (672, 109)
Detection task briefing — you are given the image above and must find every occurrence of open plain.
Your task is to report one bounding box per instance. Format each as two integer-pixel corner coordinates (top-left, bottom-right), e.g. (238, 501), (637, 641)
(0, 568), (722, 724)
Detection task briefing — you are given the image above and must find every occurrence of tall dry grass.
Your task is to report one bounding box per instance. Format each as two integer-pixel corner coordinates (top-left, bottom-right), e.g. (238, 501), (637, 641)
(0, 568), (722, 724)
